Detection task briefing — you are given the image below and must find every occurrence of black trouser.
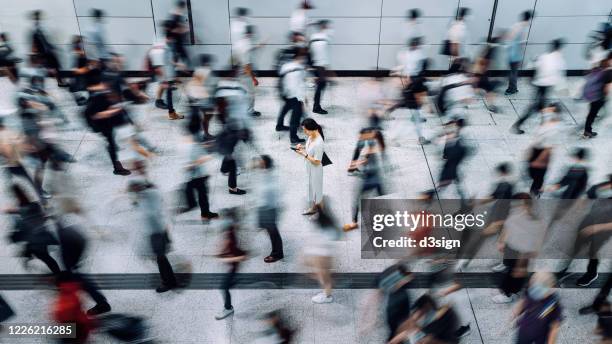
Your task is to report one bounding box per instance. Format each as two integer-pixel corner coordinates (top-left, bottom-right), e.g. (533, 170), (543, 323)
(172, 39), (190, 67)
(593, 274), (612, 309)
(584, 99), (605, 134)
(222, 156), (237, 189)
(28, 247), (61, 275)
(157, 254), (177, 287)
(167, 82), (175, 113)
(184, 176), (211, 216)
(516, 332), (547, 344)
(528, 166), (547, 195)
(284, 97), (304, 142)
(515, 86), (549, 128)
(70, 272), (108, 306)
(507, 61), (520, 92)
(222, 262), (239, 310)
(259, 208), (283, 258)
(499, 246), (528, 296)
(277, 96), (291, 128)
(99, 127), (119, 166)
(352, 182), (384, 223)
(313, 66), (327, 109)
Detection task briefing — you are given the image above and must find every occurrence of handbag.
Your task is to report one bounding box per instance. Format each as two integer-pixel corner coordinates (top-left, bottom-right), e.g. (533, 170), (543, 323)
(322, 152), (332, 166)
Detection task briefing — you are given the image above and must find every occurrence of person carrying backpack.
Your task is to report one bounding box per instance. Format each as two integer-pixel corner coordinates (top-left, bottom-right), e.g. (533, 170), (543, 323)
(583, 51), (611, 138)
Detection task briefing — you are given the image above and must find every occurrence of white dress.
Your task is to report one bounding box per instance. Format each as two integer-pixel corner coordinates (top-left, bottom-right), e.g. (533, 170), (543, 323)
(305, 135), (324, 204)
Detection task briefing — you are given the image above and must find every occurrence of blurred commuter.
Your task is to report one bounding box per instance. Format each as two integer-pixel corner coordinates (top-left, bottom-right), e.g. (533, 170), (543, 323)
(166, 0), (191, 67)
(230, 7), (250, 43)
(152, 24), (184, 120)
(185, 54), (217, 139)
(233, 25), (263, 117)
(29, 10), (67, 87)
(5, 184), (60, 275)
(277, 48), (307, 143)
(87, 9), (111, 64)
(0, 117), (49, 199)
(582, 51), (611, 138)
(83, 78), (132, 175)
(215, 207), (248, 320)
(512, 39), (567, 134)
(437, 118), (470, 201)
(405, 9), (423, 44)
(473, 35), (502, 112)
(443, 7), (471, 61)
(254, 155), (284, 263)
(524, 103), (562, 197)
(493, 193), (545, 304)
(176, 131), (219, 221)
(505, 11), (532, 95)
(310, 20), (332, 114)
(0, 32), (20, 84)
(290, 1), (314, 36)
(343, 130), (385, 232)
(437, 58), (475, 120)
(586, 22), (611, 68)
(304, 204), (339, 304)
(103, 53), (149, 104)
(512, 272), (563, 344)
(128, 179), (179, 293)
(294, 118), (329, 216)
(69, 36), (89, 105)
(389, 294), (460, 344)
(53, 272), (94, 344)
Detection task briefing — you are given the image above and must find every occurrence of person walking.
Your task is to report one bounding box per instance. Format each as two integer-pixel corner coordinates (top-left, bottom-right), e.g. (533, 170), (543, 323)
(582, 52), (611, 138)
(29, 10), (67, 87)
(215, 207), (248, 320)
(254, 155), (284, 263)
(233, 25), (263, 117)
(309, 20), (332, 114)
(512, 39), (567, 134)
(505, 11), (532, 95)
(294, 118), (327, 216)
(277, 48), (307, 144)
(444, 7), (471, 61)
(153, 24), (184, 120)
(87, 9), (111, 65)
(176, 132), (219, 221)
(128, 179), (178, 293)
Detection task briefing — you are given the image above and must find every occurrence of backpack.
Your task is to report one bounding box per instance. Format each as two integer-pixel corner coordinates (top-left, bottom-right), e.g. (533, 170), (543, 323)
(582, 69), (605, 102)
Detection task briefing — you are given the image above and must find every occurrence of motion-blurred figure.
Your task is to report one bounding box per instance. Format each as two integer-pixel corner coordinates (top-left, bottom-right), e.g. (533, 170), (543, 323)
(254, 155), (284, 263)
(277, 48), (307, 143)
(512, 272), (563, 344)
(505, 11), (532, 95)
(128, 178), (179, 293)
(310, 20), (332, 114)
(436, 118), (470, 201)
(166, 0), (191, 67)
(233, 25), (263, 117)
(289, 0), (314, 36)
(473, 35), (502, 112)
(87, 9), (111, 64)
(68, 36), (90, 106)
(255, 310), (295, 344)
(582, 52), (610, 138)
(152, 23), (184, 120)
(443, 7), (471, 61)
(29, 10), (67, 87)
(0, 32), (20, 84)
(512, 39), (567, 134)
(215, 207), (248, 320)
(185, 54), (217, 139)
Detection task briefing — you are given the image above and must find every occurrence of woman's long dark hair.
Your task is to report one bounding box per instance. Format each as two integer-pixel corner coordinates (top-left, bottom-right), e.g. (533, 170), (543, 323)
(301, 118), (324, 140)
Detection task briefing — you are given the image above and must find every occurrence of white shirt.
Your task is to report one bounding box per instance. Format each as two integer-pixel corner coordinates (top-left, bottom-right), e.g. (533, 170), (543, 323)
(233, 37), (253, 66)
(397, 47), (425, 77)
(289, 9), (308, 34)
(230, 17), (248, 41)
(533, 51), (566, 87)
(309, 31), (331, 67)
(279, 60), (306, 101)
(149, 41), (166, 67)
(442, 73), (474, 104)
(447, 20), (469, 57)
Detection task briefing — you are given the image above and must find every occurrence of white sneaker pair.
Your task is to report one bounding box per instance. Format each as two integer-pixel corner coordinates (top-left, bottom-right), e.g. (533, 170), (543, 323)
(492, 293), (518, 304)
(311, 292), (333, 304)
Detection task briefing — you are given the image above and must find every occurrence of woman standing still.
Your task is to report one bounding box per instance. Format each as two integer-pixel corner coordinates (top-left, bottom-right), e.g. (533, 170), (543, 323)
(294, 118), (325, 216)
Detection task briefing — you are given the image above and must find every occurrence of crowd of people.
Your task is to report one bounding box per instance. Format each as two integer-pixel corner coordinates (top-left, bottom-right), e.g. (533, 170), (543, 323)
(0, 1), (611, 343)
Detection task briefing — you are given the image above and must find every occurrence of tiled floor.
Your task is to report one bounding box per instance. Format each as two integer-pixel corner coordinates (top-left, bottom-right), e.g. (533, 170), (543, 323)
(0, 76), (610, 343)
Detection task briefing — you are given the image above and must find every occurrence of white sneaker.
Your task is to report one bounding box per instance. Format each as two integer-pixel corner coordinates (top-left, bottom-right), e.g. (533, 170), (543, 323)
(492, 293), (517, 304)
(214, 307), (234, 320)
(311, 292), (333, 304)
(491, 262), (508, 273)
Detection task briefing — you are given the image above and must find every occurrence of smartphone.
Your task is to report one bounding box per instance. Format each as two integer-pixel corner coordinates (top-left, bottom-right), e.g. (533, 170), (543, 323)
(290, 147), (298, 151)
